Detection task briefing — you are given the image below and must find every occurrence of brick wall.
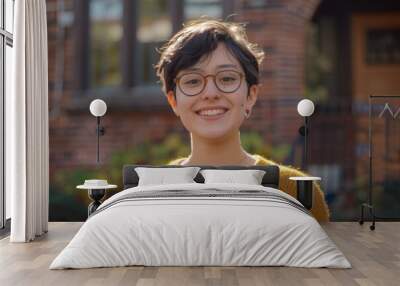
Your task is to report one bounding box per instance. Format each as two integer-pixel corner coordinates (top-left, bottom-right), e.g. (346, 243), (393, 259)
(237, 0), (320, 144)
(47, 0), (320, 176)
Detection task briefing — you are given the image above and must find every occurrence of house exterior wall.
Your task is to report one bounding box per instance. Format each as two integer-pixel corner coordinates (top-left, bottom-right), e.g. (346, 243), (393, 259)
(46, 0), (320, 176)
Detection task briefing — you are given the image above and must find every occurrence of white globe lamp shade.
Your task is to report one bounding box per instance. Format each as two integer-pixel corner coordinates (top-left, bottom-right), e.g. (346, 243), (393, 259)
(90, 99), (107, 117)
(297, 99), (315, 117)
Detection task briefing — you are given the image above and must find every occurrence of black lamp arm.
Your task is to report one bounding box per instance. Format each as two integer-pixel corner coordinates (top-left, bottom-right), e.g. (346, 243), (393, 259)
(96, 117), (106, 164)
(298, 116), (310, 171)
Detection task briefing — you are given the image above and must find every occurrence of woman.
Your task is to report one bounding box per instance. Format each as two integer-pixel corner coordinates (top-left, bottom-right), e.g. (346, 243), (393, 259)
(156, 19), (329, 222)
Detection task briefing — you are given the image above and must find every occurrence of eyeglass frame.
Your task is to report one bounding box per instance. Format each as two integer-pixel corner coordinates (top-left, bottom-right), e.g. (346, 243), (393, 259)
(174, 70), (245, 96)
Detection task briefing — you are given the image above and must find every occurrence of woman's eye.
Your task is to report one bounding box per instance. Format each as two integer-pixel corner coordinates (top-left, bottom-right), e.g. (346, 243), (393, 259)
(184, 79), (200, 85)
(221, 77), (236, 82)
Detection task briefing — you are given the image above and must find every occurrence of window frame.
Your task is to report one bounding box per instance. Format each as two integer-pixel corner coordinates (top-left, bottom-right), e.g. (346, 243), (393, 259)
(70, 0), (232, 111)
(1, 0), (14, 231)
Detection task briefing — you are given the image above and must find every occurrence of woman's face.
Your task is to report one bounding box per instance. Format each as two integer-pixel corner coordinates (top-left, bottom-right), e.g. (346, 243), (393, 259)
(167, 43), (259, 141)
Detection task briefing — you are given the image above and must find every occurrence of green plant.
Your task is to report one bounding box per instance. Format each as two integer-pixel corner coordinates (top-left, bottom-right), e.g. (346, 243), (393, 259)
(304, 22), (332, 103)
(50, 168), (99, 221)
(241, 132), (291, 163)
(50, 132), (291, 221)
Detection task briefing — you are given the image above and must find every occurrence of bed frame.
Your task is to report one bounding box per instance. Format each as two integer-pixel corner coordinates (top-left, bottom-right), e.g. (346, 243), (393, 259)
(123, 165), (280, 190)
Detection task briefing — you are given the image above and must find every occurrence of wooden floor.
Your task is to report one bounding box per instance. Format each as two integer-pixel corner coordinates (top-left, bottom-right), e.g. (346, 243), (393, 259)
(0, 222), (399, 286)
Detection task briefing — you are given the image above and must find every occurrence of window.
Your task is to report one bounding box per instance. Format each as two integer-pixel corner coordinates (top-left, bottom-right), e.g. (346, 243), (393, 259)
(76, 0), (229, 95)
(1, 0), (14, 230)
(136, 0), (172, 85)
(89, 0), (123, 88)
(366, 28), (400, 65)
(184, 0), (223, 21)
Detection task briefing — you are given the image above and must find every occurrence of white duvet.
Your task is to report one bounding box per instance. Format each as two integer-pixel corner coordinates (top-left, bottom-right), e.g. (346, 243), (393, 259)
(50, 183), (351, 269)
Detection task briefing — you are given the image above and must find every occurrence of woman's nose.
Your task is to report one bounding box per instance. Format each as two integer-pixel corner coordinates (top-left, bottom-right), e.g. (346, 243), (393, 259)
(200, 77), (221, 100)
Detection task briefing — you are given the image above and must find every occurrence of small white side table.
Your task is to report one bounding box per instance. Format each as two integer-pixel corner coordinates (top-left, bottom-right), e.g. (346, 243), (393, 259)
(77, 182), (117, 217)
(289, 176), (321, 210)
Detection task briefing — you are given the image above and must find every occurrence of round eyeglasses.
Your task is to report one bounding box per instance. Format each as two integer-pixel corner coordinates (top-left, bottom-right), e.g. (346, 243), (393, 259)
(175, 70), (244, 96)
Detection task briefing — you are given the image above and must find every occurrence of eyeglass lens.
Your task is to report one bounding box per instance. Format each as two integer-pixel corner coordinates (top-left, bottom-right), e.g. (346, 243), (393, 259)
(178, 70), (242, 96)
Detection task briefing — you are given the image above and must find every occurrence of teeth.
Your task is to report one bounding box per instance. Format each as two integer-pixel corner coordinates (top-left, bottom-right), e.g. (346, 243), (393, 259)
(198, 109), (227, 116)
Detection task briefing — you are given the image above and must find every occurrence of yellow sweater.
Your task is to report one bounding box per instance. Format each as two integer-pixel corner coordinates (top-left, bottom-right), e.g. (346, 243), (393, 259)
(167, 154), (330, 222)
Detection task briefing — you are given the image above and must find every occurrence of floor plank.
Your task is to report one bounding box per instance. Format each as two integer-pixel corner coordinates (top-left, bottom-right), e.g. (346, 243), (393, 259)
(0, 222), (399, 286)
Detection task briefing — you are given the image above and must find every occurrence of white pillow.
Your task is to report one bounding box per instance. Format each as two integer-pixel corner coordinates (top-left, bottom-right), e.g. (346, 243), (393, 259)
(135, 167), (201, 186)
(200, 169), (266, 185)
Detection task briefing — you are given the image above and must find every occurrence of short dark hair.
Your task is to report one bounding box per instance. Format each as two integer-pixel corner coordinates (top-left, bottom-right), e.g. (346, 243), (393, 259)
(155, 19), (265, 96)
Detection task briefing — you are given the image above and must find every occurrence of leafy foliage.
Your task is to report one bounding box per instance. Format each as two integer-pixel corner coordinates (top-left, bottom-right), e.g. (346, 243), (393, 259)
(50, 132), (290, 221)
(304, 23), (332, 103)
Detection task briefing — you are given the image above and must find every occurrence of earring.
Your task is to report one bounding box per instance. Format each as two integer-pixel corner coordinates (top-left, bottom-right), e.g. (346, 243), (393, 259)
(245, 109), (250, 119)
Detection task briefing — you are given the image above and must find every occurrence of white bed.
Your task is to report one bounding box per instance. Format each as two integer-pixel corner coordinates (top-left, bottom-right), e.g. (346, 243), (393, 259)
(50, 183), (351, 269)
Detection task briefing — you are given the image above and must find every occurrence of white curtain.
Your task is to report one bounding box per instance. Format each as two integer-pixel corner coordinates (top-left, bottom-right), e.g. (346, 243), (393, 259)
(7, 0), (49, 242)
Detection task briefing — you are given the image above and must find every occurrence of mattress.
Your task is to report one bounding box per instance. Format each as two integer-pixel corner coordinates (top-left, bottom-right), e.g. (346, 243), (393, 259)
(50, 183), (351, 269)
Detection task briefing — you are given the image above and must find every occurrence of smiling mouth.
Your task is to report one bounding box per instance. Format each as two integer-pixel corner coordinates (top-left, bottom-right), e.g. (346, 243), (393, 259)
(195, 108), (229, 117)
